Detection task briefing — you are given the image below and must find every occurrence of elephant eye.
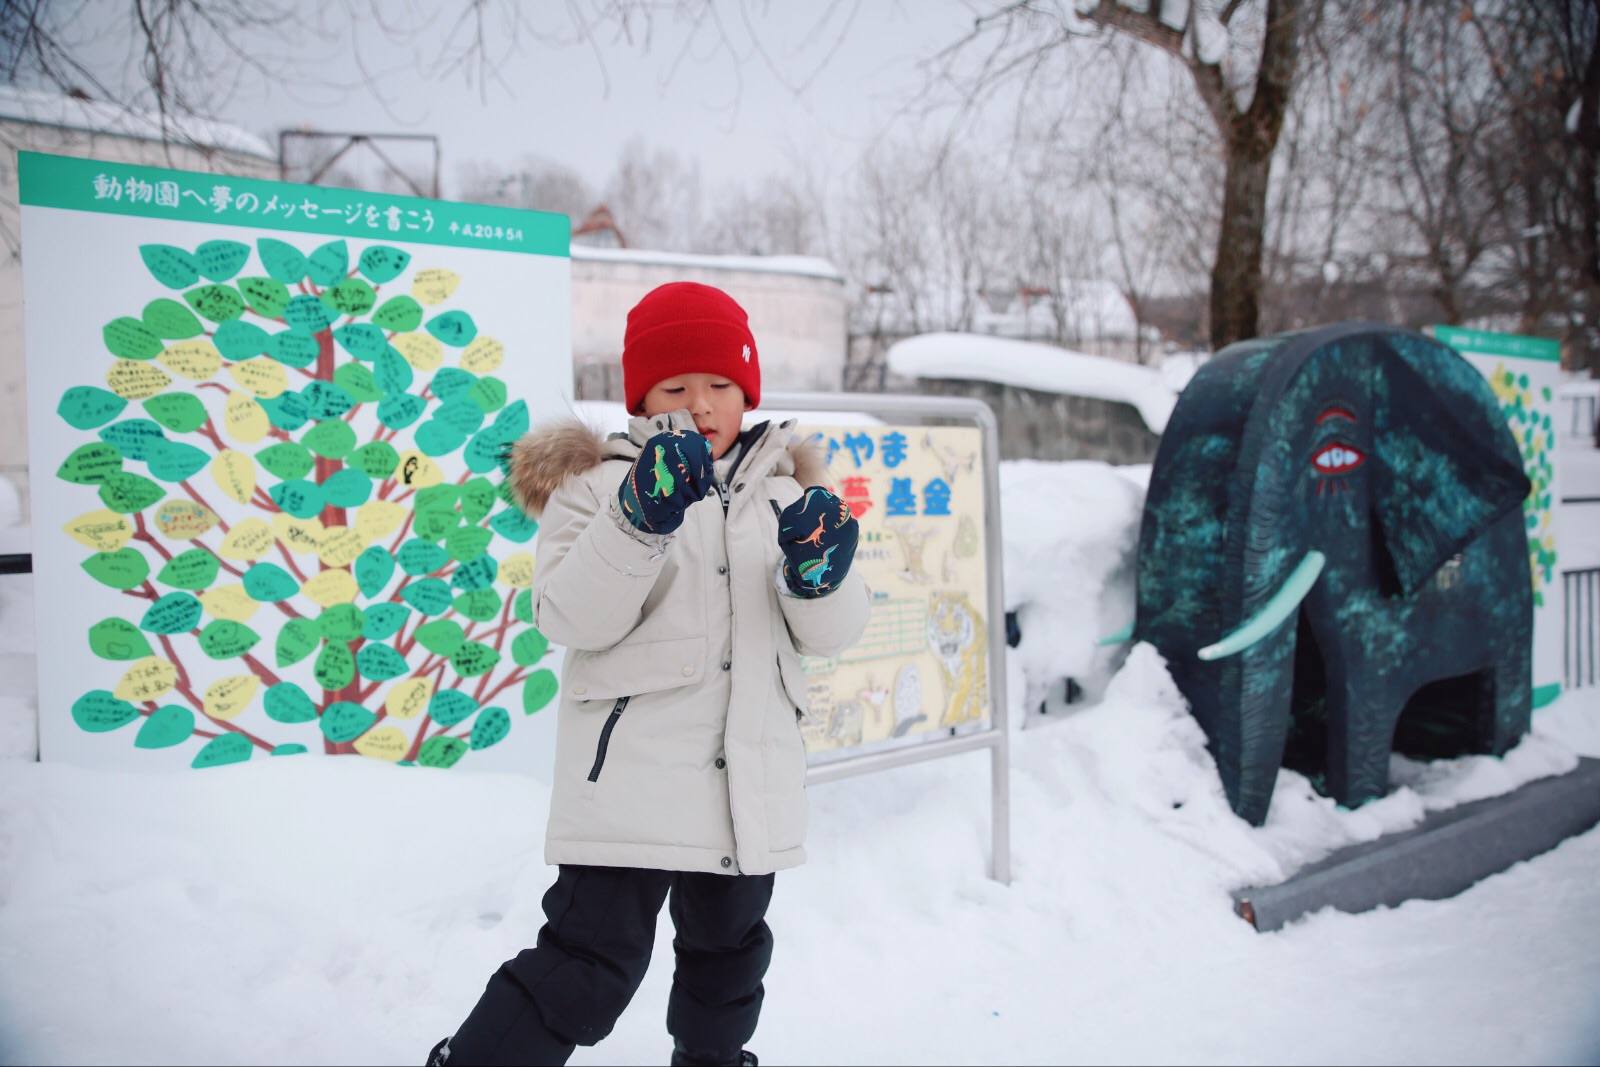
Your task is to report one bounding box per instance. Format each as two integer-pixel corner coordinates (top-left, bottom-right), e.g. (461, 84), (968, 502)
(1313, 442), (1366, 475)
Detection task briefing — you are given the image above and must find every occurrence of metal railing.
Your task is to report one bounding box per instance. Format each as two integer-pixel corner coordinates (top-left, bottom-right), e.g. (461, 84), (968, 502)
(1567, 566), (1599, 689)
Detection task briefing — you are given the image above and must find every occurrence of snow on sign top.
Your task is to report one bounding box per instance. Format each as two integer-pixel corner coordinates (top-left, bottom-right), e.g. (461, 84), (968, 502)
(887, 332), (1178, 433)
(0, 85), (276, 161)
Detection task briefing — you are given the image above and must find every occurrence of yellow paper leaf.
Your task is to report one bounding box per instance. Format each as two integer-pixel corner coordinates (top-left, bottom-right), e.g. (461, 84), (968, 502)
(394, 451), (443, 490)
(316, 526), (367, 568)
(63, 509), (134, 552)
(411, 268), (461, 306)
(355, 500), (406, 542)
(223, 390), (269, 444)
(353, 725), (410, 762)
(203, 674), (259, 720)
(152, 499), (218, 541)
(227, 359), (288, 399)
(218, 518), (275, 561)
(272, 513), (325, 555)
(392, 333), (442, 371)
(114, 656), (177, 702)
(201, 583), (260, 623)
(460, 335), (504, 374)
(384, 676), (435, 720)
(300, 567), (359, 607)
(498, 552), (536, 589)
(105, 359), (172, 401)
(158, 340), (222, 380)
(210, 450), (257, 505)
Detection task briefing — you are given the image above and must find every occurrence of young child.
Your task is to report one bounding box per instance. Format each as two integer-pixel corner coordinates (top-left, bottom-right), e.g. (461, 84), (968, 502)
(429, 281), (870, 1067)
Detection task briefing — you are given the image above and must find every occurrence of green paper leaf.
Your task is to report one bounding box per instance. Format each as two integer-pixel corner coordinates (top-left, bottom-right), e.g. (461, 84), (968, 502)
(362, 602), (409, 641)
(307, 240), (349, 288)
(415, 419), (467, 457)
(414, 485), (460, 513)
(198, 619), (260, 659)
(82, 549), (150, 592)
(511, 627), (549, 667)
(276, 617), (322, 667)
(372, 295), (424, 332)
(428, 689), (479, 727)
(434, 399), (485, 436)
(157, 548), (220, 590)
(513, 588), (534, 625)
(183, 284), (246, 323)
(320, 468), (372, 508)
(264, 681), (318, 723)
(415, 508), (462, 543)
(72, 690), (139, 732)
(258, 238), (309, 283)
(523, 669), (559, 714)
(143, 393), (208, 434)
(373, 348), (413, 395)
(322, 277), (376, 317)
(262, 391), (310, 431)
(397, 539), (450, 576)
(470, 706), (509, 749)
(103, 316), (164, 361)
(318, 603), (366, 643)
(354, 546), (395, 598)
(377, 393), (425, 430)
(143, 298), (205, 340)
(145, 440), (211, 482)
(320, 700), (374, 743)
(432, 368), (477, 400)
(192, 732), (253, 768)
(57, 442), (123, 485)
(418, 735), (467, 768)
(257, 441), (315, 481)
(135, 704), (194, 748)
(468, 377), (508, 414)
(332, 362), (382, 403)
(140, 244), (200, 289)
(314, 642), (357, 690)
(302, 419), (357, 459)
(301, 381), (355, 420)
(98, 419), (166, 461)
(58, 386), (128, 430)
(400, 577), (453, 615)
(141, 592), (202, 634)
(99, 472), (164, 513)
(414, 619), (465, 657)
(196, 239), (250, 282)
(333, 323), (388, 360)
(453, 587), (502, 622)
(88, 617), (154, 660)
(358, 245), (411, 283)
(460, 478), (496, 524)
(283, 294), (336, 334)
(426, 310), (478, 347)
(266, 331), (319, 369)
(356, 642), (409, 681)
(238, 276), (291, 318)
(268, 479), (325, 520)
(273, 744), (308, 756)
(490, 400), (529, 440)
(349, 441), (400, 480)
(451, 555), (497, 591)
(214, 319), (270, 361)
(465, 431), (509, 475)
(243, 562), (299, 602)
(447, 525), (494, 563)
(490, 507), (538, 543)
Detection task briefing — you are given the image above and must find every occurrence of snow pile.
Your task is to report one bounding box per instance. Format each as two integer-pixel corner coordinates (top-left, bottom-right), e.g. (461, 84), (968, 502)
(887, 332), (1178, 432)
(0, 85), (275, 161)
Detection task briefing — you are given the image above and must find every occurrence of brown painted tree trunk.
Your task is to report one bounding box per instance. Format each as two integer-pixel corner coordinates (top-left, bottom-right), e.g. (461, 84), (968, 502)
(1210, 148), (1274, 352)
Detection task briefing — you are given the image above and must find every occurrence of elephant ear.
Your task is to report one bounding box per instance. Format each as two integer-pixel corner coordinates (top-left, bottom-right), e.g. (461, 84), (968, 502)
(1370, 347), (1530, 597)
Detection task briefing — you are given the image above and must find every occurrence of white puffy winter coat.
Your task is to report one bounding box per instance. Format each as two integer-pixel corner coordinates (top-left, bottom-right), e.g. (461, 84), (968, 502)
(508, 409), (871, 876)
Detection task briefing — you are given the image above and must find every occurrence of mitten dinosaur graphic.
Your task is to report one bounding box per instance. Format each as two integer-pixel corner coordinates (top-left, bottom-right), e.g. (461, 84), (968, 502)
(778, 487), (858, 597)
(618, 430), (713, 534)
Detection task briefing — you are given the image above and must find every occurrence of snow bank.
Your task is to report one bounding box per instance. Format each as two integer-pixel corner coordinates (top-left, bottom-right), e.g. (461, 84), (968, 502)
(0, 85), (275, 160)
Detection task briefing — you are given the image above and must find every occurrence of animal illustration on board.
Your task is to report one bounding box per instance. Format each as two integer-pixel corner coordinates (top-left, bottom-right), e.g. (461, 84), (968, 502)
(922, 431), (977, 483)
(888, 521), (937, 584)
(928, 591), (988, 728)
(892, 663), (926, 737)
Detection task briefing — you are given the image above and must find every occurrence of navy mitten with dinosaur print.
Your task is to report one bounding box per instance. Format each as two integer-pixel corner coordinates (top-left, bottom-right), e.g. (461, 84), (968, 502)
(618, 430), (715, 535)
(777, 487), (859, 597)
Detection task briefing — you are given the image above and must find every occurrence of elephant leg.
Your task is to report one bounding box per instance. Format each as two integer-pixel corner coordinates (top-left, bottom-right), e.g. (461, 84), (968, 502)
(1488, 641), (1532, 755)
(1326, 680), (1397, 809)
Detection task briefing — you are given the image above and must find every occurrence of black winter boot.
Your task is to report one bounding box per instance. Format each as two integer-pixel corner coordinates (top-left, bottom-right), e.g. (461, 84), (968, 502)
(669, 1040), (758, 1066)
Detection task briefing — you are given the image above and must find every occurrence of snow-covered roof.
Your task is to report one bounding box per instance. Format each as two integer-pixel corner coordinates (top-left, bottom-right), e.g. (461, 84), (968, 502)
(887, 332), (1177, 433)
(0, 85), (276, 161)
(571, 244), (844, 283)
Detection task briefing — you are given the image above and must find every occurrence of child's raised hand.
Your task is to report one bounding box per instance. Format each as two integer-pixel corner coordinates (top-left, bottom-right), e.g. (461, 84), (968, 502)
(777, 487), (858, 597)
(617, 429), (715, 534)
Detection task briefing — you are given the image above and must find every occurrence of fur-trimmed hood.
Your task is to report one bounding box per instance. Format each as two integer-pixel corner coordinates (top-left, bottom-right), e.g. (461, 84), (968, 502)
(506, 411), (832, 517)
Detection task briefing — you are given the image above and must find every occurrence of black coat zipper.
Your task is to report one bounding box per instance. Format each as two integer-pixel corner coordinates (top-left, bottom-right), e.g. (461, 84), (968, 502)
(587, 696), (630, 782)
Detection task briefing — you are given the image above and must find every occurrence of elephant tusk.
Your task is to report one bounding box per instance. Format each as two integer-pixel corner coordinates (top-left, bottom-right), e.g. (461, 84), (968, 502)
(1197, 551), (1326, 662)
(1097, 622), (1134, 646)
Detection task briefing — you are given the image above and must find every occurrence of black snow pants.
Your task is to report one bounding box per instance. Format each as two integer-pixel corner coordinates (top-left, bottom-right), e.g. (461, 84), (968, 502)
(438, 864), (775, 1066)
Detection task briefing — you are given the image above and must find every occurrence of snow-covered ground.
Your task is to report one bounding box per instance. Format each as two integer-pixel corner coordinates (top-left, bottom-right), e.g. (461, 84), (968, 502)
(4, 433), (1600, 1065)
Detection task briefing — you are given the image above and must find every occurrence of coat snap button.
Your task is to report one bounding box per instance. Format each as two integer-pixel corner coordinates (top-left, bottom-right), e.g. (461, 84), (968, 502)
(721, 661), (731, 671)
(681, 665), (694, 677)
(715, 757), (726, 769)
(734, 482), (745, 492)
(717, 565), (728, 575)
(573, 685), (587, 696)
(720, 857), (732, 869)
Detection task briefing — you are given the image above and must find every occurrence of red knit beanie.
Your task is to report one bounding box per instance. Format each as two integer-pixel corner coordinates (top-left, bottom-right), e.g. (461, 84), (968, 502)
(622, 282), (760, 413)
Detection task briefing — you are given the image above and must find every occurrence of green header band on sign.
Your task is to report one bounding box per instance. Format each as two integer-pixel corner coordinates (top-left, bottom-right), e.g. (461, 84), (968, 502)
(17, 151), (569, 258)
(1430, 324), (1561, 362)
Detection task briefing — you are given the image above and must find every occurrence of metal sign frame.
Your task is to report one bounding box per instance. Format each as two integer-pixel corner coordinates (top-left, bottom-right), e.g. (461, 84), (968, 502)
(767, 391), (1011, 884)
